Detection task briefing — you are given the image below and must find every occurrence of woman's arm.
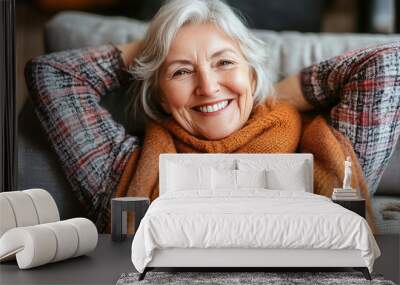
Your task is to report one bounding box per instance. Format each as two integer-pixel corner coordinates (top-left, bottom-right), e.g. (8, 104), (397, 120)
(24, 43), (142, 231)
(276, 43), (400, 114)
(276, 42), (400, 195)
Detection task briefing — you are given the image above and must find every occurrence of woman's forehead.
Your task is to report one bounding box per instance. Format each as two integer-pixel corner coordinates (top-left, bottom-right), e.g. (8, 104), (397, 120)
(166, 22), (242, 60)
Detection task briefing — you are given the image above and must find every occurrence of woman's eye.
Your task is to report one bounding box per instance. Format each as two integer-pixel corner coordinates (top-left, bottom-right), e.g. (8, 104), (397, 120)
(172, 69), (191, 78)
(218, 60), (234, 67)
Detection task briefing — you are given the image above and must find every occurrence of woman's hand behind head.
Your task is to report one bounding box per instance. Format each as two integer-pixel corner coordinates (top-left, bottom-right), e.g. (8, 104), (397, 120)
(117, 40), (143, 67)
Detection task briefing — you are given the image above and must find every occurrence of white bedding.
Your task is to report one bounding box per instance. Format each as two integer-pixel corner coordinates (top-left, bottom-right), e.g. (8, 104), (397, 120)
(131, 189), (380, 273)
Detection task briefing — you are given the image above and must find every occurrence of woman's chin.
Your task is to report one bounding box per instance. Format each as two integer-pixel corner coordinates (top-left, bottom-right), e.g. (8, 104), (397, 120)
(194, 117), (243, 140)
(198, 126), (236, 141)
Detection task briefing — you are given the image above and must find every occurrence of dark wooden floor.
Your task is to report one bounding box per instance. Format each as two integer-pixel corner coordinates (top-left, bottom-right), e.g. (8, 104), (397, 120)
(0, 234), (398, 284)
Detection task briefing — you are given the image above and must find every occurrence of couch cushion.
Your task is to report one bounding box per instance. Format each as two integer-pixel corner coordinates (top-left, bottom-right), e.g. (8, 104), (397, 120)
(45, 11), (400, 83)
(18, 101), (87, 219)
(371, 195), (400, 234)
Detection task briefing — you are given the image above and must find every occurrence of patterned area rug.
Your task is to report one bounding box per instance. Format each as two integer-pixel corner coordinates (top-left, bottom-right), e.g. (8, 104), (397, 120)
(116, 271), (395, 285)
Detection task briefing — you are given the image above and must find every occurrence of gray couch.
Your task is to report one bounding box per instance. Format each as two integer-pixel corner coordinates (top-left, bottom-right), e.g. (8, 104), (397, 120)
(19, 11), (400, 233)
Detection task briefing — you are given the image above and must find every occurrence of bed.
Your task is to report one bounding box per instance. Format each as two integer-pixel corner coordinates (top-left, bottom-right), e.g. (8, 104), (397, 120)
(131, 153), (381, 281)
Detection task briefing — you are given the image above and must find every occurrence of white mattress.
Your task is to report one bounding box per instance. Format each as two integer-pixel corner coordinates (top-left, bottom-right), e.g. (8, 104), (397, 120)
(131, 189), (380, 273)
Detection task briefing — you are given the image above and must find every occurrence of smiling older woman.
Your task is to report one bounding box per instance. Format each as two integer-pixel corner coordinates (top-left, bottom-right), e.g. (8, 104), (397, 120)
(126, 0), (272, 140)
(25, 0), (400, 232)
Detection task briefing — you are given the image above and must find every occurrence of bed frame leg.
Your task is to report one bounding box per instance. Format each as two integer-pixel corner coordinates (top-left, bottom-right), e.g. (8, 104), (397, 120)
(138, 268), (148, 281)
(354, 267), (371, 280)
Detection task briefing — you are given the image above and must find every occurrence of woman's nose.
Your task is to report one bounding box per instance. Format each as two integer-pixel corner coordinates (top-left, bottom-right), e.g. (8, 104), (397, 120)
(195, 67), (220, 96)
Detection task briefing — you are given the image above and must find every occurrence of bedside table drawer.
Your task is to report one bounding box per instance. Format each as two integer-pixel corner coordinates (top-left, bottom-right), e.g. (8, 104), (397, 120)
(332, 199), (365, 218)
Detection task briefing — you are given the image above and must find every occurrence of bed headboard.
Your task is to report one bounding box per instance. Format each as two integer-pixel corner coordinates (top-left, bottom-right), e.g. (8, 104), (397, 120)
(159, 153), (313, 195)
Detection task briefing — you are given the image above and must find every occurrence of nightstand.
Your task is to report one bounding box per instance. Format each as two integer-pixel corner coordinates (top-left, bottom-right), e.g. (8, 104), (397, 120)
(332, 198), (365, 218)
(111, 197), (150, 242)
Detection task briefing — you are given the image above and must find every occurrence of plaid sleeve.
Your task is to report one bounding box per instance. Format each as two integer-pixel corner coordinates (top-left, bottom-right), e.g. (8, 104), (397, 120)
(301, 42), (400, 195)
(300, 42), (400, 110)
(25, 44), (141, 231)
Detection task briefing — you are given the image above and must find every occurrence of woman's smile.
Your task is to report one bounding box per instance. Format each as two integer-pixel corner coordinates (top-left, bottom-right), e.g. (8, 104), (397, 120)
(191, 99), (234, 116)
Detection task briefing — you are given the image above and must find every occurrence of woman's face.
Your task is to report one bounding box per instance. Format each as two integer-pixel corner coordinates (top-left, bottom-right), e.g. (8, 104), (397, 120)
(158, 22), (256, 140)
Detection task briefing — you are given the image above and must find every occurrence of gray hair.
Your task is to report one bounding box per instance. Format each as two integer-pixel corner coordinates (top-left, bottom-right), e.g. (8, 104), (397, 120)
(127, 0), (274, 123)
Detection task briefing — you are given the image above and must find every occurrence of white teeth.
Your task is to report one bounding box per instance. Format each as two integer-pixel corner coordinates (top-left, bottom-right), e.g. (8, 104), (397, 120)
(197, 100), (229, 113)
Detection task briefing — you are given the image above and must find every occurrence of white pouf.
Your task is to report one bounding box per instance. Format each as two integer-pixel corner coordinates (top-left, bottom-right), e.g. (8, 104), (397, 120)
(0, 218), (98, 269)
(23, 188), (60, 224)
(0, 196), (17, 237)
(0, 189), (98, 269)
(0, 189), (60, 237)
(1, 191), (40, 227)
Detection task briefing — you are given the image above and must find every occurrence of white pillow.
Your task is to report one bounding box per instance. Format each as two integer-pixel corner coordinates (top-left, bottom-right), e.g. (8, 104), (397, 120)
(167, 162), (212, 191)
(211, 168), (268, 190)
(212, 168), (237, 190)
(266, 166), (307, 191)
(237, 159), (309, 192)
(236, 169), (268, 188)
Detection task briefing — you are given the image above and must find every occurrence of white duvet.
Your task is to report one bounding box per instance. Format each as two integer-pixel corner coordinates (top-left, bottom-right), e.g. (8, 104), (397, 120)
(131, 189), (380, 273)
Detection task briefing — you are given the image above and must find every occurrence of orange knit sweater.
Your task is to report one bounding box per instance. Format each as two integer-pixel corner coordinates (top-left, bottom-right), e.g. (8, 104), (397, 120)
(113, 101), (376, 233)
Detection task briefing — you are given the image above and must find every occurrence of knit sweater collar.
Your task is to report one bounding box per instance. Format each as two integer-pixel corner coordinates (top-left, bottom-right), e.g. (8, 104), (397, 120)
(155, 102), (302, 154)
